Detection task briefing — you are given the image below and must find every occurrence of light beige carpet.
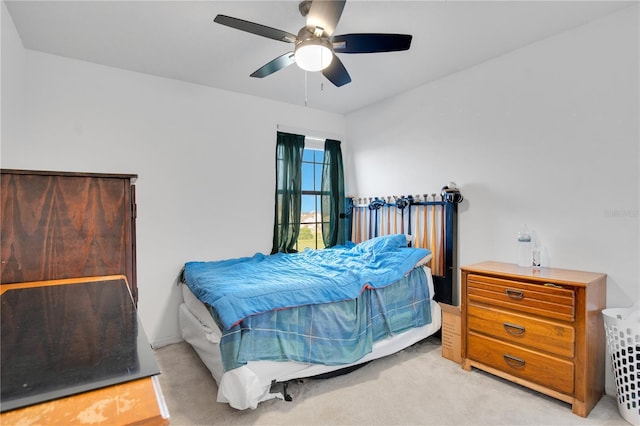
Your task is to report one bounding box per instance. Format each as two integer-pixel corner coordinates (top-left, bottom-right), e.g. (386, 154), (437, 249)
(154, 337), (627, 426)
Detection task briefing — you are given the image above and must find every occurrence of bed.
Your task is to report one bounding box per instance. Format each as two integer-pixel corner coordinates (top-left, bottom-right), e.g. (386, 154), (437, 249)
(179, 190), (462, 410)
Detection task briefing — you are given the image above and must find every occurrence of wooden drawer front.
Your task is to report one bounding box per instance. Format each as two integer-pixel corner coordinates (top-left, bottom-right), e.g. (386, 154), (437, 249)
(467, 274), (575, 322)
(467, 305), (575, 358)
(467, 332), (574, 395)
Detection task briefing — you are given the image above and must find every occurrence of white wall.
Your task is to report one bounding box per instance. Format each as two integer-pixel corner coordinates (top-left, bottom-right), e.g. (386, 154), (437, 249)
(0, 7), (346, 346)
(1, 1), (25, 145)
(346, 5), (639, 308)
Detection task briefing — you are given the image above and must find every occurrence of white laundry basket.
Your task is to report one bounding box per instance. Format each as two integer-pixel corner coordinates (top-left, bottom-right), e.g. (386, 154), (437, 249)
(603, 304), (640, 426)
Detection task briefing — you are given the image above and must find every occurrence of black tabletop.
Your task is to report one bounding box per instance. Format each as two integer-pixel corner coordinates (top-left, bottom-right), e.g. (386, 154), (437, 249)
(0, 277), (160, 412)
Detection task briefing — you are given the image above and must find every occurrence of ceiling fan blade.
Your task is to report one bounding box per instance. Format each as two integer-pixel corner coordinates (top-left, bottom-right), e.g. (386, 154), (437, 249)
(322, 54), (351, 87)
(214, 15), (296, 43)
(333, 34), (412, 53)
(250, 52), (296, 78)
(306, 0), (346, 37)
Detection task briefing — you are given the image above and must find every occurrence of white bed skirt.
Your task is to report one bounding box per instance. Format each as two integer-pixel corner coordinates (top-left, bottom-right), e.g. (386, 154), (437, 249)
(178, 283), (442, 410)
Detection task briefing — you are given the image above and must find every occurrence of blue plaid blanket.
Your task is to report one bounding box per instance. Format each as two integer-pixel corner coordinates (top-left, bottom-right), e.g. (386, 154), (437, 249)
(183, 234), (430, 329)
(218, 266), (432, 371)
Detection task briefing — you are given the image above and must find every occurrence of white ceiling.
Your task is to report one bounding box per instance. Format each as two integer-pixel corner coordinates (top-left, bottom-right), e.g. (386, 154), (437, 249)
(5, 1), (633, 114)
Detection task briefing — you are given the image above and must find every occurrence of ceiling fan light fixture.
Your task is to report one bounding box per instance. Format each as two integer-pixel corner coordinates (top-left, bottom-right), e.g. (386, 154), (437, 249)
(294, 37), (333, 72)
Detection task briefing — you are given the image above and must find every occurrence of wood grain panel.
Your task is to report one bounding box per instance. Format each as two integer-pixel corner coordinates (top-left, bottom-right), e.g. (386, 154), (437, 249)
(467, 304), (575, 358)
(0, 377), (168, 425)
(467, 274), (575, 321)
(0, 170), (137, 301)
(467, 331), (574, 395)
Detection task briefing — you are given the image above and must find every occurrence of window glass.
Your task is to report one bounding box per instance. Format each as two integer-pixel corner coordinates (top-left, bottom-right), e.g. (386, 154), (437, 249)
(301, 163), (314, 191)
(297, 147), (325, 250)
(302, 148), (315, 162)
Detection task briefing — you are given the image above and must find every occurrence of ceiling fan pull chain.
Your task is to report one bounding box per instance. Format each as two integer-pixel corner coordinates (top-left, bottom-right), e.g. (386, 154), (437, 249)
(305, 70), (308, 107)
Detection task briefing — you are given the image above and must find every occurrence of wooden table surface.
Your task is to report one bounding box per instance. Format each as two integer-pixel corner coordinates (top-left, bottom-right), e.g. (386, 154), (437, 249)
(0, 376), (169, 425)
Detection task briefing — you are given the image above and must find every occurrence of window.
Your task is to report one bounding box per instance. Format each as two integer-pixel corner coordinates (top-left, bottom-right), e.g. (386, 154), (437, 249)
(272, 131), (344, 254)
(297, 147), (325, 250)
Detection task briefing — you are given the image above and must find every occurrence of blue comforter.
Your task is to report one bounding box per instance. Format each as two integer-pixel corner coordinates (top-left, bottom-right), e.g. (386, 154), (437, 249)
(183, 234), (430, 329)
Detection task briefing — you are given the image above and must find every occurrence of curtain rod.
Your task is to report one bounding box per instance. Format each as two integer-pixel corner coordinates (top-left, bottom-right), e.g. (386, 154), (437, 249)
(351, 194), (445, 207)
(276, 124), (343, 142)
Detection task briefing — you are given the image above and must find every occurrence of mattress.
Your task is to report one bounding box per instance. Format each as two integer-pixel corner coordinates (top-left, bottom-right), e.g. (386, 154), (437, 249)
(179, 266), (441, 410)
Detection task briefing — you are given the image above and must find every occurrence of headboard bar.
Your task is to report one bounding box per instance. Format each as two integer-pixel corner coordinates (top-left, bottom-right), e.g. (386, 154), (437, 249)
(345, 191), (461, 306)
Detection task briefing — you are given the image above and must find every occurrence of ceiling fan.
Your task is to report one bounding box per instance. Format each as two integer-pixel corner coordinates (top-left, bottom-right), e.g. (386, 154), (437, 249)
(214, 0), (412, 87)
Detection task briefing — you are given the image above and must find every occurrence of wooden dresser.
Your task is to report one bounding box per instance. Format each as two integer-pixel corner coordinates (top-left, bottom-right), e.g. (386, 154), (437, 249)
(0, 169), (138, 302)
(461, 261), (606, 417)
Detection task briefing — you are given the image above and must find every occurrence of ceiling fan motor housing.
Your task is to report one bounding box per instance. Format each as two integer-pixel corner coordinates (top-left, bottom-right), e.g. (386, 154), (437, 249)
(294, 27), (334, 72)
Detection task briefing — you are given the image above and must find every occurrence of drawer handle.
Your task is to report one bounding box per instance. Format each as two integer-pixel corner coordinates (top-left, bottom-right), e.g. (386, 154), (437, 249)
(543, 282), (563, 288)
(505, 288), (524, 300)
(503, 354), (526, 368)
(503, 322), (526, 335)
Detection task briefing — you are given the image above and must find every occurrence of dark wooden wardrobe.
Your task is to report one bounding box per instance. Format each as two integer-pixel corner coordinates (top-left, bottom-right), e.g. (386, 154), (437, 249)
(0, 169), (138, 301)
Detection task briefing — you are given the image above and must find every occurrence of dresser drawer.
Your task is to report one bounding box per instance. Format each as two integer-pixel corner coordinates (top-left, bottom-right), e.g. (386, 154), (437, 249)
(467, 304), (575, 358)
(467, 332), (574, 394)
(467, 274), (575, 322)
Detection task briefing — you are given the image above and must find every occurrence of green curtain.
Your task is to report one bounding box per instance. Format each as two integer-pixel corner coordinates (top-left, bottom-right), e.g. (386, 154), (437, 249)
(271, 131), (305, 254)
(321, 139), (346, 247)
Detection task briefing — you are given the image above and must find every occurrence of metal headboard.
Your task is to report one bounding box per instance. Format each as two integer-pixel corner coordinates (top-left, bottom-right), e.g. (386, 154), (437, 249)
(345, 190), (462, 306)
